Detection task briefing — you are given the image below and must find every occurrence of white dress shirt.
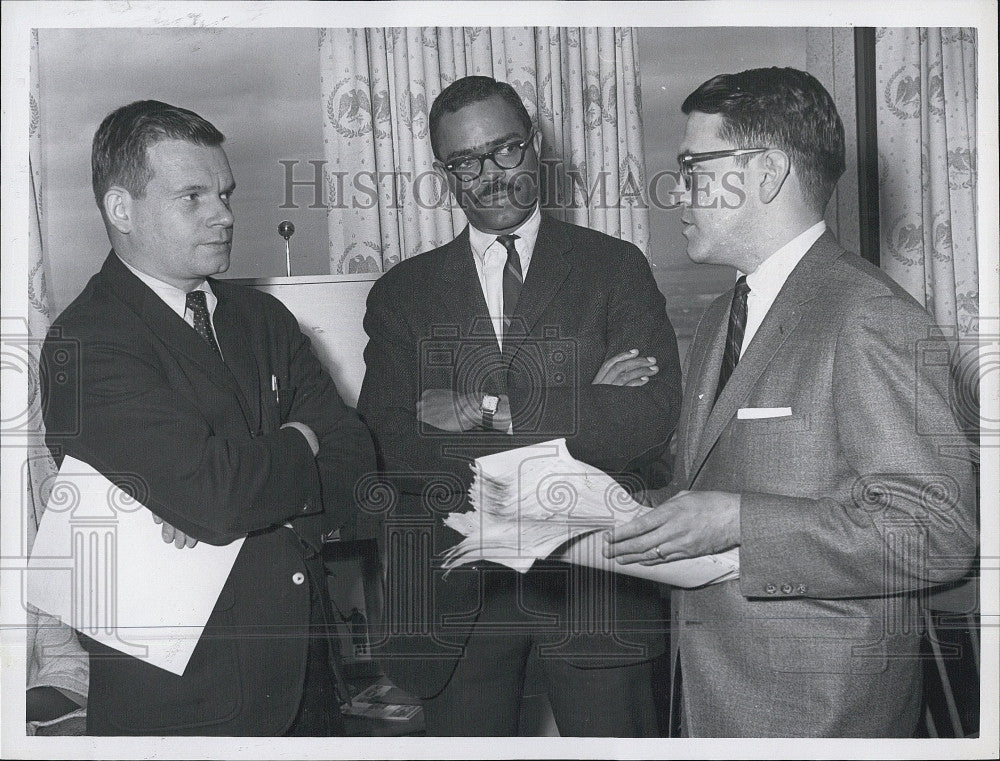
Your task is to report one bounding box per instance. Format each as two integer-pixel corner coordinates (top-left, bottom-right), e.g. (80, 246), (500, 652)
(740, 220), (825, 353)
(468, 203), (542, 350)
(117, 254), (221, 351)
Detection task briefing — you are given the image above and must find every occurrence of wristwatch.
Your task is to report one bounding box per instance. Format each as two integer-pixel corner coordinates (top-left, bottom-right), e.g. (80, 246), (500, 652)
(480, 394), (500, 429)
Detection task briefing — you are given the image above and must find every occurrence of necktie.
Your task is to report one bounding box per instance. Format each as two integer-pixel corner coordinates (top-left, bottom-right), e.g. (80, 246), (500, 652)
(715, 275), (750, 401)
(497, 234), (522, 335)
(186, 290), (222, 356)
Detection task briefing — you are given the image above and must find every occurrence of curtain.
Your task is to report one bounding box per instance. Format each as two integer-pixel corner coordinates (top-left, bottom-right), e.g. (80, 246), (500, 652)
(875, 27), (980, 738)
(26, 27), (89, 734)
(875, 28), (978, 341)
(806, 28), (860, 257)
(319, 27), (649, 273)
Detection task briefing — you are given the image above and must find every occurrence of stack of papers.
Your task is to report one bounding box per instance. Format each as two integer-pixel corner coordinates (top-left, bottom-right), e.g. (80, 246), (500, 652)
(441, 439), (740, 588)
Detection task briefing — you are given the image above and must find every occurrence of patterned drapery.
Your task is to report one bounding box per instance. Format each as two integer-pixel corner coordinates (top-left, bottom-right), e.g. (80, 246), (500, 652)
(319, 27), (649, 273)
(26, 27), (89, 734)
(875, 28), (978, 341)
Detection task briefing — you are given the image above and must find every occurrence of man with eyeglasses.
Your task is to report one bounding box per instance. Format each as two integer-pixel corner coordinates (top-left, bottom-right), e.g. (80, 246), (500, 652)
(357, 75), (682, 735)
(605, 67), (976, 737)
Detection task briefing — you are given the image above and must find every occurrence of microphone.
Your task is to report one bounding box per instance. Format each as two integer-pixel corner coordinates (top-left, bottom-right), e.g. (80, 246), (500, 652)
(278, 221), (295, 277)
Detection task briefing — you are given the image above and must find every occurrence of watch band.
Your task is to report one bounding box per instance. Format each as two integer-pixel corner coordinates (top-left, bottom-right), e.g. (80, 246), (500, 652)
(480, 394), (499, 430)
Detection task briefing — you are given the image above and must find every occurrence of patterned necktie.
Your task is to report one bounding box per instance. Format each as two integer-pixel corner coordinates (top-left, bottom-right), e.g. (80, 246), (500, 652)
(715, 275), (750, 402)
(497, 234), (522, 335)
(186, 290), (222, 357)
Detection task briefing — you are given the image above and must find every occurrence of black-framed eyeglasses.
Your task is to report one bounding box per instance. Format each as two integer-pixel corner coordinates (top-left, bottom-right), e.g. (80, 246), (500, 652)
(442, 130), (536, 183)
(677, 148), (768, 190)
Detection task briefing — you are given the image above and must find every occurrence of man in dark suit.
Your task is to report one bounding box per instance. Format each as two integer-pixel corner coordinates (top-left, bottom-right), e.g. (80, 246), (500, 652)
(357, 76), (682, 735)
(605, 68), (977, 736)
(41, 100), (375, 735)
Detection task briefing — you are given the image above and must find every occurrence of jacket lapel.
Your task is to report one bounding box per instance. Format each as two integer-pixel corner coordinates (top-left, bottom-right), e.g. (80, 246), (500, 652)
(100, 253), (257, 432)
(210, 281), (262, 434)
(686, 233), (842, 484)
(681, 295), (730, 480)
(503, 216), (572, 365)
(436, 228), (495, 339)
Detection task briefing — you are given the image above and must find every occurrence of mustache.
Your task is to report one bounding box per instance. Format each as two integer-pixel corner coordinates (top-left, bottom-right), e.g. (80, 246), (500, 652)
(476, 179), (511, 201)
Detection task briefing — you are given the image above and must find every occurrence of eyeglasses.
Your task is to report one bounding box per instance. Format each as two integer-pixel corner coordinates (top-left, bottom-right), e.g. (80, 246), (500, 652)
(442, 130), (536, 183)
(677, 148), (768, 190)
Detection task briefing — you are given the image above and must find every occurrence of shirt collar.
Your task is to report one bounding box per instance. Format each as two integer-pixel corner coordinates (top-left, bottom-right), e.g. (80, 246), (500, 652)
(116, 253), (215, 321)
(743, 220), (826, 302)
(468, 203), (542, 267)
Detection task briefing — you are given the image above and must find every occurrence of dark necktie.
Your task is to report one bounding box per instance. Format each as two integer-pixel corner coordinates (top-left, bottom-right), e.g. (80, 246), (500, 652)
(715, 275), (750, 401)
(186, 290), (222, 356)
(497, 234), (522, 335)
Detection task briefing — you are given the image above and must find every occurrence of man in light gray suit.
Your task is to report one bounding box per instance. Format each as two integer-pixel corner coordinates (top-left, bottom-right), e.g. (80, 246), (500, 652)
(604, 67), (977, 737)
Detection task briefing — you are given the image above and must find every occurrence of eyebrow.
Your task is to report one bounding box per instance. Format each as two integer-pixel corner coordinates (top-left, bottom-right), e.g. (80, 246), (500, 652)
(443, 131), (524, 162)
(175, 181), (237, 194)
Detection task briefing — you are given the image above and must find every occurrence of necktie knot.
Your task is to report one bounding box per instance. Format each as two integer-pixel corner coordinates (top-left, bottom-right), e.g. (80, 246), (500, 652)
(734, 275), (751, 299)
(496, 233), (519, 252)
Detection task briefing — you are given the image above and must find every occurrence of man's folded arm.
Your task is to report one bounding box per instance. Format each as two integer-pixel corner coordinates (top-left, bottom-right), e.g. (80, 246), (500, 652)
(536, 245), (682, 473)
(358, 281), (533, 494)
(280, 309), (377, 537)
(43, 338), (323, 546)
(738, 296), (977, 598)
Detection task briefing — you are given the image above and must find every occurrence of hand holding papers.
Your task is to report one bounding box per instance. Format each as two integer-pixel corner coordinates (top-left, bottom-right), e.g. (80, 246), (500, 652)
(441, 440), (740, 587)
(27, 456), (245, 676)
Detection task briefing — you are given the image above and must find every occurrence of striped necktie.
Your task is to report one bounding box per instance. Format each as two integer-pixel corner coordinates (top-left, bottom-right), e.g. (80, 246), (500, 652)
(186, 290), (222, 357)
(715, 275), (750, 402)
(497, 234), (522, 335)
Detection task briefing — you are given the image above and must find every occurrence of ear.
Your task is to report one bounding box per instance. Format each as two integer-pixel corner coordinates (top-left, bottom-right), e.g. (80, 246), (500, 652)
(103, 186), (134, 234)
(758, 149), (791, 205)
(531, 128), (542, 156)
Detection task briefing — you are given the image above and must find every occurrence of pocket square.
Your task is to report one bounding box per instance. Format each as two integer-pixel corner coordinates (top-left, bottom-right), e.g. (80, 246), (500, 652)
(737, 406), (792, 419)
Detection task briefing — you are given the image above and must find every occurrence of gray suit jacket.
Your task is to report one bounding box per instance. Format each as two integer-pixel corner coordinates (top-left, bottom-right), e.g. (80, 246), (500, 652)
(670, 232), (977, 737)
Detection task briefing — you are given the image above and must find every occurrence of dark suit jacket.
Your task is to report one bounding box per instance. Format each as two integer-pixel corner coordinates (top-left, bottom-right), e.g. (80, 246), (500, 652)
(669, 233), (977, 737)
(357, 216), (682, 698)
(41, 253), (375, 735)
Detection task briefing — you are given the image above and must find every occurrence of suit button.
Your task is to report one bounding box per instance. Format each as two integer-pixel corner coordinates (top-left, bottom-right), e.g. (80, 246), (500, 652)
(795, 584), (807, 595)
(764, 584), (777, 594)
(780, 583), (793, 594)
(292, 572), (305, 585)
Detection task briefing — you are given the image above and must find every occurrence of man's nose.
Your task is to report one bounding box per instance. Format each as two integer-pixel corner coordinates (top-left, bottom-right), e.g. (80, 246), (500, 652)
(209, 197), (234, 226)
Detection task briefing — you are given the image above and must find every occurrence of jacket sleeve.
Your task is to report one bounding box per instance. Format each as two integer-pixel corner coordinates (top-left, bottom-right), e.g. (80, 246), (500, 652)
(356, 276), (518, 496)
(737, 295), (978, 597)
(273, 300), (377, 539)
(43, 322), (324, 546)
(358, 244), (683, 496)
(529, 243), (682, 474)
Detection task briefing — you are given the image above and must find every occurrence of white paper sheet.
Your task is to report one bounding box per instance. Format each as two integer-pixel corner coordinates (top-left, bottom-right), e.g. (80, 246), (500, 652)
(441, 439), (741, 588)
(26, 455), (245, 676)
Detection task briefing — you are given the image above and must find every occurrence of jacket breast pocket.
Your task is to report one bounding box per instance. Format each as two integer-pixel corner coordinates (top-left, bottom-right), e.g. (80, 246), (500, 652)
(261, 386), (296, 432)
(737, 413), (812, 435)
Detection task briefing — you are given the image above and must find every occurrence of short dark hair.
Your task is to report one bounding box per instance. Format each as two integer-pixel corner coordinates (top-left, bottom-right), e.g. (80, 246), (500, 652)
(682, 67), (845, 211)
(429, 76), (533, 158)
(91, 100), (225, 207)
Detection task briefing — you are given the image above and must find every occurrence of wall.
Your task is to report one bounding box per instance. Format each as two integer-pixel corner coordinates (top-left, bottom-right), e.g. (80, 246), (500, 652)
(38, 28), (329, 312)
(638, 27), (809, 359)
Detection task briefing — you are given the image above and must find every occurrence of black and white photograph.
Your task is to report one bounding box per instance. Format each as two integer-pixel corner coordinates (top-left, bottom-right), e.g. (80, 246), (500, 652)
(1, 1), (996, 758)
